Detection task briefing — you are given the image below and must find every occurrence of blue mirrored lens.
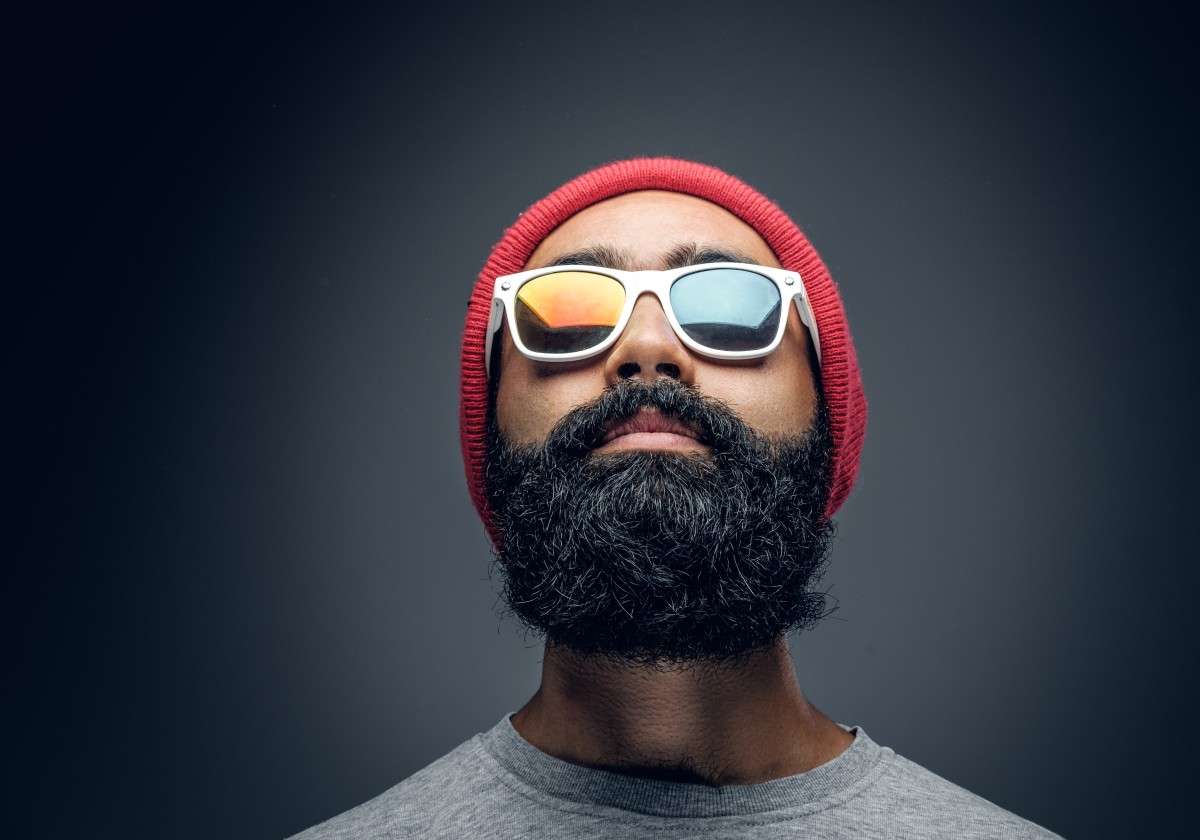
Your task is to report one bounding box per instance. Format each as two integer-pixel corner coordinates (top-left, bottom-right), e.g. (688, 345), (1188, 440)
(669, 268), (782, 351)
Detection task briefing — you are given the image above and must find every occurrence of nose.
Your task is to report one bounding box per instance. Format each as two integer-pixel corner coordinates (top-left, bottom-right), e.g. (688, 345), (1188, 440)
(603, 292), (696, 386)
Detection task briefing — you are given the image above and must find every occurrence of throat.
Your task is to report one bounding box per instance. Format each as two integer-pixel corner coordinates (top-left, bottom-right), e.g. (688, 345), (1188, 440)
(509, 637), (853, 787)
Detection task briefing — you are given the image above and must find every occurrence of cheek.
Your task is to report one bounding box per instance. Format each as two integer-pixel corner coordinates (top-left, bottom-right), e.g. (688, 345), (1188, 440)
(495, 353), (608, 445)
(693, 312), (817, 436)
(695, 365), (814, 437)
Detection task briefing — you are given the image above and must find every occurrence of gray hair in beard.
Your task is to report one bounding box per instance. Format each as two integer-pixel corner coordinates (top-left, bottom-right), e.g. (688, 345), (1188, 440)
(483, 376), (839, 670)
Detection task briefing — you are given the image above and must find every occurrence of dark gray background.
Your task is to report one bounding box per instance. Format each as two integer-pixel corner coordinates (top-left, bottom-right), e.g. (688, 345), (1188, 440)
(12, 2), (1197, 838)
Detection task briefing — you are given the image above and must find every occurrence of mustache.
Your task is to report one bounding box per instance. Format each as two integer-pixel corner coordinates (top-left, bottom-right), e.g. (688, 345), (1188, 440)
(543, 378), (756, 459)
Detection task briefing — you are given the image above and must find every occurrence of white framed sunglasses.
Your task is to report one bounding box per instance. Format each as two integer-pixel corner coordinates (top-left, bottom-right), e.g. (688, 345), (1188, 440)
(484, 262), (822, 377)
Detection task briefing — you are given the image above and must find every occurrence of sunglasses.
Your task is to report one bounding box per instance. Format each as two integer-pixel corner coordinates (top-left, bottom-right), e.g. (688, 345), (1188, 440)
(484, 262), (822, 377)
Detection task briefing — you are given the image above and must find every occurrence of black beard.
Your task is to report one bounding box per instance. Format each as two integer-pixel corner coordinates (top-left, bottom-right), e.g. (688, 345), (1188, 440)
(483, 377), (838, 669)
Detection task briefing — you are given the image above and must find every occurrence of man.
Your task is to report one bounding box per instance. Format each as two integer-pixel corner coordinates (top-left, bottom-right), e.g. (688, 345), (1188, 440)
(289, 157), (1063, 838)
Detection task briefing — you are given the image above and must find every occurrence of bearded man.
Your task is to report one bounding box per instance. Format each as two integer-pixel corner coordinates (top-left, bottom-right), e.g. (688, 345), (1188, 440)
(288, 157), (1063, 839)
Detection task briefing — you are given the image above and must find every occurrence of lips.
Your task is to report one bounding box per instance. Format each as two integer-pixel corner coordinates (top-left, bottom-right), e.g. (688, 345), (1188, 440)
(599, 407), (702, 446)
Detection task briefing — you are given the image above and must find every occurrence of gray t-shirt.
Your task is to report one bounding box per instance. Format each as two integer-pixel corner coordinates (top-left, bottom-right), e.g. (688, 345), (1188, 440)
(287, 712), (1064, 838)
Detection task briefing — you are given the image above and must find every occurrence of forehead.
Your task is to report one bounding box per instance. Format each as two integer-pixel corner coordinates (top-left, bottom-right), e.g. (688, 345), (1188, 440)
(525, 189), (780, 270)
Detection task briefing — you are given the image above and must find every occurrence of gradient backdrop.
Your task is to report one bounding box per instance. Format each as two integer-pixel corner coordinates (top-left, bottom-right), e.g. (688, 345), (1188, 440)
(12, 2), (1197, 838)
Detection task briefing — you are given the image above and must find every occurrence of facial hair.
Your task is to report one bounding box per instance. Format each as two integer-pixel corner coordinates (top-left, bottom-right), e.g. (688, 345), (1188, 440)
(483, 377), (838, 669)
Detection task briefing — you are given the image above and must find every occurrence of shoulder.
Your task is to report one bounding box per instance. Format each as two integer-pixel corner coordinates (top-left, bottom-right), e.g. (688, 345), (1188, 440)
(284, 734), (493, 840)
(864, 747), (1065, 839)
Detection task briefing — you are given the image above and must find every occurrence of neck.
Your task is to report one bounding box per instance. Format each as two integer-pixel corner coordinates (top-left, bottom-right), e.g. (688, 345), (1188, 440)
(509, 636), (854, 786)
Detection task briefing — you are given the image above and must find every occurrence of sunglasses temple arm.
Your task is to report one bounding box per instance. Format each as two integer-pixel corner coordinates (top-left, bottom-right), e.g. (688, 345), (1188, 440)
(484, 299), (504, 378)
(793, 295), (822, 366)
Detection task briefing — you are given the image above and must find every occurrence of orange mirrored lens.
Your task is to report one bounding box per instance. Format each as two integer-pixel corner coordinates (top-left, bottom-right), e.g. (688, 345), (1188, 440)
(514, 271), (625, 353)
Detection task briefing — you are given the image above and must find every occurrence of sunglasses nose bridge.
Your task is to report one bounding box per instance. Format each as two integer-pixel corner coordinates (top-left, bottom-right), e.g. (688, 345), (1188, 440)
(622, 285), (676, 329)
(620, 268), (674, 315)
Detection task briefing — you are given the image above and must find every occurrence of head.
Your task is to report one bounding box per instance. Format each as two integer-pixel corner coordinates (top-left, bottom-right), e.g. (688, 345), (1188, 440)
(459, 158), (867, 669)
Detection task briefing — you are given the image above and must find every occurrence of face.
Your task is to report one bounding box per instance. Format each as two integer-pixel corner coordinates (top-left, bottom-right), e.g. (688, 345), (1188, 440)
(483, 190), (836, 667)
(495, 190), (820, 449)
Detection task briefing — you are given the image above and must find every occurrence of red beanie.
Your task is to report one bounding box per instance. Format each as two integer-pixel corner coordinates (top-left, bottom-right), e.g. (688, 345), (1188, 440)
(459, 156), (867, 548)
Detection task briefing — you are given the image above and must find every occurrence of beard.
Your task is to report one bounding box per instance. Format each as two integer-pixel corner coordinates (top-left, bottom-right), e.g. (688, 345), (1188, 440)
(483, 376), (838, 669)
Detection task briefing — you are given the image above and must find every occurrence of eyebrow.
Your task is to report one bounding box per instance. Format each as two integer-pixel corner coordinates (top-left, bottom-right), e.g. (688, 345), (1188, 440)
(536, 242), (762, 270)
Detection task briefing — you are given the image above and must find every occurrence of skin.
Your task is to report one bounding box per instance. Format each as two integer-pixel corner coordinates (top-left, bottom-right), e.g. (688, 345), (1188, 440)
(495, 190), (854, 785)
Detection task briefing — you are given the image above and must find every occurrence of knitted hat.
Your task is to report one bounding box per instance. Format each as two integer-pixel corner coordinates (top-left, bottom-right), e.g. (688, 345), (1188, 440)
(460, 156), (867, 548)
